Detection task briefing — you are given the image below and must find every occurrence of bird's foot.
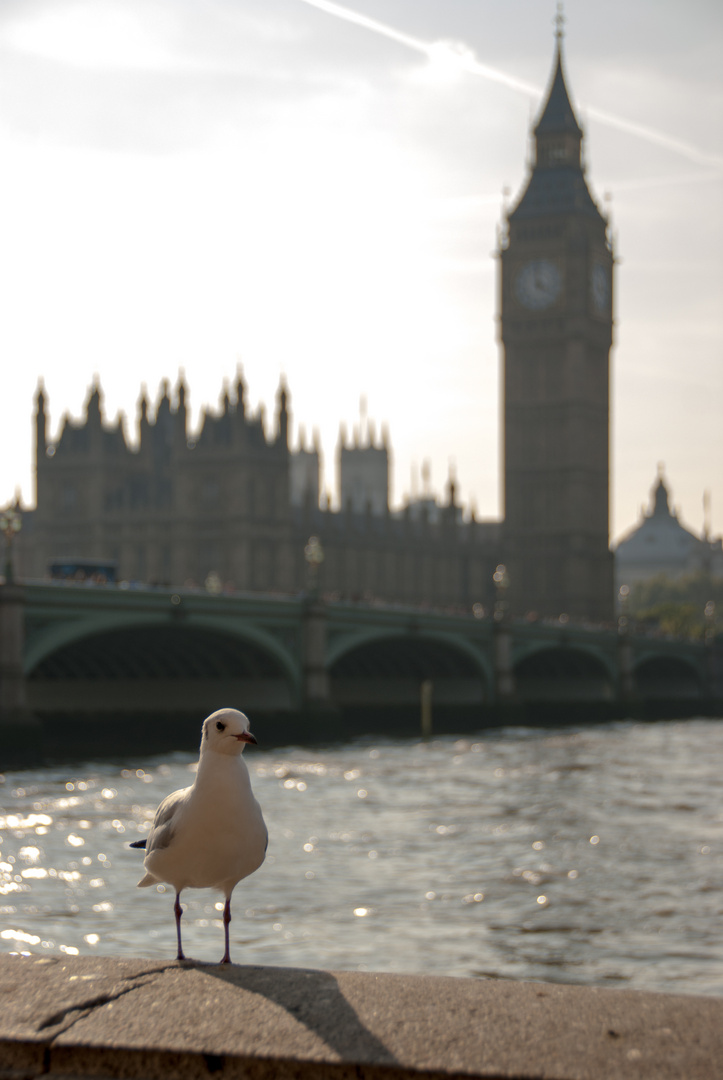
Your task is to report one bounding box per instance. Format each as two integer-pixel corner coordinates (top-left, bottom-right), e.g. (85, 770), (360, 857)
(219, 954), (231, 965)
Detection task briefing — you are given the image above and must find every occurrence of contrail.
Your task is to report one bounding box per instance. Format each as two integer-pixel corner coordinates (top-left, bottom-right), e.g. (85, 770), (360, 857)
(582, 106), (723, 171)
(298, 0), (540, 96)
(297, 0), (430, 56)
(298, 0), (723, 173)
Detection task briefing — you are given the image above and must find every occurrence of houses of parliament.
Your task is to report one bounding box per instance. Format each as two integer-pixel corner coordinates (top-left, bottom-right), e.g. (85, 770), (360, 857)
(14, 29), (616, 623)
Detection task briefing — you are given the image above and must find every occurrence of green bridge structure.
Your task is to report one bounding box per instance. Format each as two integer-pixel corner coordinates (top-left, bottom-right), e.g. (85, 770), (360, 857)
(1, 581), (721, 760)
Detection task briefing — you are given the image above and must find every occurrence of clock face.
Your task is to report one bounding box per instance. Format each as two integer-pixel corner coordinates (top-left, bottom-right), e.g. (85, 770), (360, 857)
(591, 263), (609, 312)
(514, 259), (562, 310)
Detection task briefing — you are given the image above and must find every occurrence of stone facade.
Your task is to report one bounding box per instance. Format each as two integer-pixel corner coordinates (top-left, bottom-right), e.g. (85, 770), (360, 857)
(22, 373), (500, 611)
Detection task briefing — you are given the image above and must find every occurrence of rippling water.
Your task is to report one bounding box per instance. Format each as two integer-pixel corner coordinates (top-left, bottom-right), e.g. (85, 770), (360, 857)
(1, 718), (721, 996)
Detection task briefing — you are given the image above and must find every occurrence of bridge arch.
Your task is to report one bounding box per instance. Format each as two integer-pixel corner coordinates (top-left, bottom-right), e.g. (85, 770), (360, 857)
(513, 639), (618, 681)
(633, 654), (703, 699)
(328, 630), (491, 708)
(25, 616), (300, 714)
(513, 645), (615, 702)
(26, 613), (298, 685)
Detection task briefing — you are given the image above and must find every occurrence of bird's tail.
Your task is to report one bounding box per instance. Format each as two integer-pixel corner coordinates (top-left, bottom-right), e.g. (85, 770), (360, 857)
(137, 873), (157, 888)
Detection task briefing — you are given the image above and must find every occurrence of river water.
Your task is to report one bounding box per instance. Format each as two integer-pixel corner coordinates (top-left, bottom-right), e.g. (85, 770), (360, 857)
(1, 718), (721, 996)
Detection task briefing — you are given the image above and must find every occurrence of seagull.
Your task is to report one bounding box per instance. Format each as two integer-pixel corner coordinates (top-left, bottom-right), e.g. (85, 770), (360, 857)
(129, 708), (267, 964)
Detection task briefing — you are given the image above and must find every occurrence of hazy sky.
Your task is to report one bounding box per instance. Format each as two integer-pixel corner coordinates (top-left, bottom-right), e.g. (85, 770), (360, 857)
(0, 0), (721, 543)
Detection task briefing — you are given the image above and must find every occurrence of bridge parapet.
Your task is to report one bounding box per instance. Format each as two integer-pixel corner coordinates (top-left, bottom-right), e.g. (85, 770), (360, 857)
(1, 584), (719, 740)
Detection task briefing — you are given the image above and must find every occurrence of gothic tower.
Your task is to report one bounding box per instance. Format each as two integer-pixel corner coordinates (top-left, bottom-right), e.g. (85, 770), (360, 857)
(499, 20), (614, 621)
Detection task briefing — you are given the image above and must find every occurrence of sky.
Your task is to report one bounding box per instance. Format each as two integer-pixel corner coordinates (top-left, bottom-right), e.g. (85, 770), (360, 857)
(0, 0), (721, 544)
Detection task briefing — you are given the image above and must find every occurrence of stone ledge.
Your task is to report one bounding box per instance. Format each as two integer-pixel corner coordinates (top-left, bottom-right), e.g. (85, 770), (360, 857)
(0, 954), (721, 1079)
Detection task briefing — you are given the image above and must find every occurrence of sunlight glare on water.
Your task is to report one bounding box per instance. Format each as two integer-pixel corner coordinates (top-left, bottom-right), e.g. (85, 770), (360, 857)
(1, 718), (721, 996)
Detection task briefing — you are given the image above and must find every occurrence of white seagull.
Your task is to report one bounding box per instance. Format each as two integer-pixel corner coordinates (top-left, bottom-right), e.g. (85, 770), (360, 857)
(130, 708), (267, 964)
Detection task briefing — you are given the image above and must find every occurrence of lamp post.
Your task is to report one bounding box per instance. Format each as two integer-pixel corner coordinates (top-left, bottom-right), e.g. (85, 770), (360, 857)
(0, 507), (22, 585)
(304, 535), (324, 597)
(493, 563), (510, 622)
(302, 535), (330, 707)
(704, 600), (716, 696)
(618, 584), (630, 634)
(704, 600), (715, 645)
(617, 584), (635, 701)
(492, 564), (514, 702)
(204, 570), (222, 596)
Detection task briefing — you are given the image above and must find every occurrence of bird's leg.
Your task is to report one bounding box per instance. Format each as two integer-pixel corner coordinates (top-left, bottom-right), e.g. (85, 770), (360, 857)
(174, 892), (186, 961)
(220, 898), (232, 964)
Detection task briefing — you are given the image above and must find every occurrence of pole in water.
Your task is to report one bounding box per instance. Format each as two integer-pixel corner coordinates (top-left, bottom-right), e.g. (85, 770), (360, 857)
(421, 679), (433, 740)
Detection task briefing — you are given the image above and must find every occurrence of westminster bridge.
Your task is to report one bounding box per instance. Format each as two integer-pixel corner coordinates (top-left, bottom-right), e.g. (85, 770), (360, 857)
(1, 582), (720, 758)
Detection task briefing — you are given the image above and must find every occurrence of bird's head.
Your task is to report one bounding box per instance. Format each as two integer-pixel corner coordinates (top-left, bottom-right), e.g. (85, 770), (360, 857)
(201, 708), (258, 756)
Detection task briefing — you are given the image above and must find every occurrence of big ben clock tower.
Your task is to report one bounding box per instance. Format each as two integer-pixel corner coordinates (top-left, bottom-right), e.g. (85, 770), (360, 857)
(499, 18), (614, 622)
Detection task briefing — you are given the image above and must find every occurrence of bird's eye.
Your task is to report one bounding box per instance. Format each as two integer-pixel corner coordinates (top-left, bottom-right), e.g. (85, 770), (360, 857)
(216, 721), (226, 732)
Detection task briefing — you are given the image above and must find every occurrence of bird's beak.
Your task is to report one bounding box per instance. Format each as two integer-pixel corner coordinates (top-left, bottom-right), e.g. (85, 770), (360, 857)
(236, 731), (257, 745)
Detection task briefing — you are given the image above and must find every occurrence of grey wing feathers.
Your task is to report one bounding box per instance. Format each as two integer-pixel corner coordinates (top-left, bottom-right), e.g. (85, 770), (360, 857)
(145, 787), (188, 854)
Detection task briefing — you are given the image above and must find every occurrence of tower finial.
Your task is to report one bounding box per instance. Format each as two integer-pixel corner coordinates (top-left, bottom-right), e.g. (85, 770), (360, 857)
(554, 3), (565, 44)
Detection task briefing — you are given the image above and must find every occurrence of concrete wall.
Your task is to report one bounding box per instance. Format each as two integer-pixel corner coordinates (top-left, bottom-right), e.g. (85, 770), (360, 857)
(0, 954), (721, 1079)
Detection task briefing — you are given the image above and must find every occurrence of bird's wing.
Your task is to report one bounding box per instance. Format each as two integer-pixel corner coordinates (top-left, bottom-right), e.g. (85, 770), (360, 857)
(145, 786), (189, 855)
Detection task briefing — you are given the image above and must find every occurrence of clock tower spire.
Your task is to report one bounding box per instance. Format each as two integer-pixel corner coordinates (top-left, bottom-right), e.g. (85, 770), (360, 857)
(498, 20), (614, 622)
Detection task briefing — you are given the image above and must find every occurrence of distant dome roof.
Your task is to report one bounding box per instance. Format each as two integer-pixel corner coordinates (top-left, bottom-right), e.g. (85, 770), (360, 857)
(615, 470), (701, 569)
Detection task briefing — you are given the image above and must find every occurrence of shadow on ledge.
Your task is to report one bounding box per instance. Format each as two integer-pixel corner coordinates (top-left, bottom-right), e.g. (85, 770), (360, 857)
(201, 962), (399, 1067)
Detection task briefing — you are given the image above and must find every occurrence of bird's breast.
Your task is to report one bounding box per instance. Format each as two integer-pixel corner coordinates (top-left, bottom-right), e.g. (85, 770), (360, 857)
(143, 768), (267, 892)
